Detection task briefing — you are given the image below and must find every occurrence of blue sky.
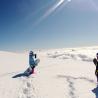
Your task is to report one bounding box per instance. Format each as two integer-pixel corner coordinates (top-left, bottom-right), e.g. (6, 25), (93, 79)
(0, 0), (98, 52)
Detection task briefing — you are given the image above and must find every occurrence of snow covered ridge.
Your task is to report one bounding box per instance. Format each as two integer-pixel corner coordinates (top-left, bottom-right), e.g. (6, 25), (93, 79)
(47, 46), (98, 62)
(0, 46), (98, 98)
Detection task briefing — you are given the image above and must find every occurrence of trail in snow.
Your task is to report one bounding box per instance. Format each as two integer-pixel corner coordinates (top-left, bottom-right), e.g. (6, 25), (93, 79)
(57, 75), (96, 98)
(17, 77), (38, 98)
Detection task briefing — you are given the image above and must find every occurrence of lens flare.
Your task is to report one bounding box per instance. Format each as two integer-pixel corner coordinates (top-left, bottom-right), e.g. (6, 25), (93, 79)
(43, 0), (65, 18)
(34, 0), (71, 26)
(40, 0), (65, 21)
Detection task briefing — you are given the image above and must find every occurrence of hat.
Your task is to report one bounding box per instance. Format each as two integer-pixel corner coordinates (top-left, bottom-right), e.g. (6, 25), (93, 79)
(29, 51), (34, 55)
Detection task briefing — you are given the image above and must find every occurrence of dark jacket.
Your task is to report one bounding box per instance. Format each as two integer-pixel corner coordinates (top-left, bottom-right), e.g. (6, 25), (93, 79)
(93, 58), (98, 75)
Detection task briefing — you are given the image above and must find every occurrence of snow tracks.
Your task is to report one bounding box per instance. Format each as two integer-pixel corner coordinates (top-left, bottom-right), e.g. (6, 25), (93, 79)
(17, 77), (39, 98)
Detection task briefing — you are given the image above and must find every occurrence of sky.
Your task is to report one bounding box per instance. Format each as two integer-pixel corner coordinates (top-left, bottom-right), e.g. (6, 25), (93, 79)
(0, 0), (98, 52)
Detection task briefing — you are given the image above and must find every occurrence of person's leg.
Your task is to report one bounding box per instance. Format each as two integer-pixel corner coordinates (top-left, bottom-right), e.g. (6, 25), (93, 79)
(31, 66), (35, 74)
(31, 68), (34, 74)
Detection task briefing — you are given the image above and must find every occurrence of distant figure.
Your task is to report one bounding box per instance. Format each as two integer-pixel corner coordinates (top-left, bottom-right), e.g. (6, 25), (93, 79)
(12, 51), (40, 78)
(93, 53), (98, 82)
(24, 51), (40, 76)
(29, 51), (40, 74)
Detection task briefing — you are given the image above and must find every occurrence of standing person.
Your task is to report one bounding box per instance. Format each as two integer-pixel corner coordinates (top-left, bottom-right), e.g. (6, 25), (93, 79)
(29, 51), (39, 74)
(24, 51), (40, 76)
(93, 53), (98, 82)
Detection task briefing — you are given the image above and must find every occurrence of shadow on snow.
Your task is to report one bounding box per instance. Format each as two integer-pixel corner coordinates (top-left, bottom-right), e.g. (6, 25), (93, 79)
(12, 67), (33, 78)
(12, 72), (30, 78)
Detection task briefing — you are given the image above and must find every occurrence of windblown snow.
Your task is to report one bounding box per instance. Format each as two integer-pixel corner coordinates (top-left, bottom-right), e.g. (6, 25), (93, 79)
(0, 46), (98, 98)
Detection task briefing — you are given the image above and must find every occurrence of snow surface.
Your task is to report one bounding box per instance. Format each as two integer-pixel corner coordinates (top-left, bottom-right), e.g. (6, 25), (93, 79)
(0, 46), (98, 98)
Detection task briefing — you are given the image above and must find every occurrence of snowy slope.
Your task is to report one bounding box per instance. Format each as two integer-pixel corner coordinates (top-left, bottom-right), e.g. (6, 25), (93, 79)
(0, 46), (98, 98)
